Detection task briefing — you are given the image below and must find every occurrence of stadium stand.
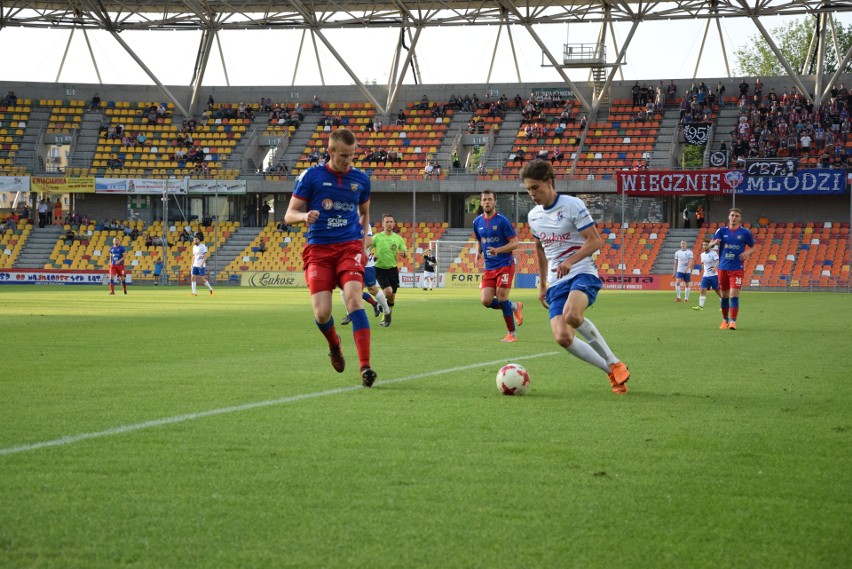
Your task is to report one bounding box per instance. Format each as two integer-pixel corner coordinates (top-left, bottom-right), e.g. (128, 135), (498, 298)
(0, 98), (30, 175)
(694, 221), (851, 288)
(0, 219), (31, 268)
(293, 102), (450, 181)
(45, 220), (234, 283)
(73, 100), (242, 179)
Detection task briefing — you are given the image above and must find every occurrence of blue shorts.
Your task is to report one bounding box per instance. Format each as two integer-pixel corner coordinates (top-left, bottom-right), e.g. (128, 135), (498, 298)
(363, 265), (377, 288)
(700, 275), (719, 290)
(545, 273), (602, 320)
(676, 271), (691, 282)
(191, 267), (206, 277)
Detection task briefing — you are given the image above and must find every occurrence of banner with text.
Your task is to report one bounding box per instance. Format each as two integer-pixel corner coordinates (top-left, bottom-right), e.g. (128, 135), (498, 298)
(30, 176), (95, 193)
(0, 269), (126, 285)
(444, 272), (537, 289)
(617, 169), (847, 196)
(240, 272), (307, 287)
(682, 123), (711, 145)
(187, 179), (247, 194)
(95, 178), (187, 195)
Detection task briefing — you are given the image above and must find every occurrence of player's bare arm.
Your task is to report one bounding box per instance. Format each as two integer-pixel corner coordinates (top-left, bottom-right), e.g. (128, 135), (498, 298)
(284, 197), (317, 225)
(740, 242), (757, 261)
(534, 239), (548, 308)
(555, 226), (602, 279)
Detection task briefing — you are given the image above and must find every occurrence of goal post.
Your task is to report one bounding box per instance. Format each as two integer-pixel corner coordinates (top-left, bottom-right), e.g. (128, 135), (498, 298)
(428, 239), (539, 288)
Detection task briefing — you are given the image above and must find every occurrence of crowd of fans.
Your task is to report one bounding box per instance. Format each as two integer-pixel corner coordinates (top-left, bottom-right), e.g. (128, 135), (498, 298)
(724, 81), (850, 169)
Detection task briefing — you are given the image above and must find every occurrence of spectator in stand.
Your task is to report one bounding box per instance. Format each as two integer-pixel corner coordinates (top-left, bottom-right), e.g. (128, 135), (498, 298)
(631, 82), (640, 107)
(537, 148), (549, 160)
(754, 78), (763, 99)
(396, 109), (407, 125)
(738, 79), (749, 98)
(800, 131), (812, 155)
(53, 198), (62, 225)
(2, 91), (17, 106)
(666, 80), (677, 107)
(715, 81), (726, 107)
(552, 148), (564, 163)
(37, 199), (48, 228)
(311, 95), (322, 111)
(89, 93), (101, 111)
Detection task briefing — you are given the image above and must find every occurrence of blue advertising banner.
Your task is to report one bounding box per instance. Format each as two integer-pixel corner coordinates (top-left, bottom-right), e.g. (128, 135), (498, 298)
(618, 169), (847, 195)
(736, 169), (846, 195)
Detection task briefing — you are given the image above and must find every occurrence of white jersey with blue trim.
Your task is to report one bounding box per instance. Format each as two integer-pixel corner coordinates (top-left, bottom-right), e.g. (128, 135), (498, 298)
(674, 249), (694, 273)
(700, 249), (719, 277)
(527, 194), (599, 287)
(192, 243), (207, 268)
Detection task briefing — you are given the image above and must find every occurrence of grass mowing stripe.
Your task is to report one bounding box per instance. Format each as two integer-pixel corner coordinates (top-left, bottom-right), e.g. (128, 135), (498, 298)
(0, 350), (560, 457)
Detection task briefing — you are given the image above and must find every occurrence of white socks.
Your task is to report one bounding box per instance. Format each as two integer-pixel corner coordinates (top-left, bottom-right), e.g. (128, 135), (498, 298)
(698, 294), (706, 308)
(675, 283), (681, 299)
(576, 318), (618, 366)
(375, 289), (390, 314)
(566, 338), (610, 373)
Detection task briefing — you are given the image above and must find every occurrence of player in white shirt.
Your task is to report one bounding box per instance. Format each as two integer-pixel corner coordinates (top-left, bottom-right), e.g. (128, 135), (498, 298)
(692, 238), (720, 310)
(521, 159), (630, 394)
(190, 234), (214, 296)
(673, 240), (694, 303)
(340, 228), (390, 324)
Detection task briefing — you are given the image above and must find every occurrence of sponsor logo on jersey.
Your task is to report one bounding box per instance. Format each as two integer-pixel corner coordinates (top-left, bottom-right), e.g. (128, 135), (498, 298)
(350, 183), (360, 191)
(322, 198), (333, 210)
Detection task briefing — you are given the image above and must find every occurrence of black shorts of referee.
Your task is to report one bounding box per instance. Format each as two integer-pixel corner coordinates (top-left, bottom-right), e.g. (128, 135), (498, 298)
(375, 266), (400, 292)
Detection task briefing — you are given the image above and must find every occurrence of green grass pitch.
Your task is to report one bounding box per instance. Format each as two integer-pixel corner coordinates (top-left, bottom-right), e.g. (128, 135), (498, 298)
(1, 286), (850, 568)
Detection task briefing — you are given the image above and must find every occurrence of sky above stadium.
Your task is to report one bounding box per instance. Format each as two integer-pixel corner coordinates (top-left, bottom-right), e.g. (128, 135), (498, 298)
(1, 13), (849, 87)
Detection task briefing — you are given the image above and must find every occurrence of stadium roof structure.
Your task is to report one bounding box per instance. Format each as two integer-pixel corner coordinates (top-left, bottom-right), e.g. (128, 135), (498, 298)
(2, 1), (850, 117)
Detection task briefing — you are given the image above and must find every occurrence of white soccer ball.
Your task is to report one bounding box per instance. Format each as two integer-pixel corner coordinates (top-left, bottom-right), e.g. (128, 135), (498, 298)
(496, 363), (530, 396)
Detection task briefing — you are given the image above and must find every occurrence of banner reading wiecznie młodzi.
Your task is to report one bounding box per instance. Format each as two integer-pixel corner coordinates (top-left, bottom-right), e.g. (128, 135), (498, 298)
(616, 169), (847, 196)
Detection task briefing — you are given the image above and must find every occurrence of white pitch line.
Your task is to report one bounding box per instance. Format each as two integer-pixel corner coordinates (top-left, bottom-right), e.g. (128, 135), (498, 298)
(0, 351), (560, 458)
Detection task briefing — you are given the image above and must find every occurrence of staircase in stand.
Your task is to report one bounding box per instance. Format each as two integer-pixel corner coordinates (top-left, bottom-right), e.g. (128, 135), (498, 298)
(651, 228), (700, 274)
(207, 225), (263, 281)
(13, 226), (63, 268)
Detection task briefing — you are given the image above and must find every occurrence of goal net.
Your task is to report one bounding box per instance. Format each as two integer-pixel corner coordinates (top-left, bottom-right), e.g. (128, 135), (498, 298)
(428, 239), (539, 288)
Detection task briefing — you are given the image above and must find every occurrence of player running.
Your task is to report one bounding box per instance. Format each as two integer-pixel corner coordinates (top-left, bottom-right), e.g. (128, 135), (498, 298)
(284, 128), (376, 387)
(521, 159), (630, 394)
(709, 208), (757, 330)
(473, 189), (524, 342)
